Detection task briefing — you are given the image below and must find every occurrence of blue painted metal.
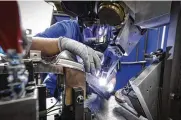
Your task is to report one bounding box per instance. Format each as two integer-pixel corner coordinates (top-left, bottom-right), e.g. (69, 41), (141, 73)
(146, 28), (160, 53)
(115, 25), (169, 90)
(138, 36), (146, 61)
(115, 34), (145, 90)
(55, 16), (70, 21)
(115, 64), (142, 90)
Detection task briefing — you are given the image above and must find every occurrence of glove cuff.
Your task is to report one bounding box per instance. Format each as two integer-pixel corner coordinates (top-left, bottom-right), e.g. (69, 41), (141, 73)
(58, 36), (65, 51)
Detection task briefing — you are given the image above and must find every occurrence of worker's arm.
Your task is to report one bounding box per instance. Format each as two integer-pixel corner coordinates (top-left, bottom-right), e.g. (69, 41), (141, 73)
(30, 37), (60, 56)
(30, 20), (82, 56)
(30, 36), (102, 74)
(28, 20), (103, 74)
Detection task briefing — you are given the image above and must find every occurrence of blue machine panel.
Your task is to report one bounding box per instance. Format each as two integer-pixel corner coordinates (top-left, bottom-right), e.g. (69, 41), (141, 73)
(115, 26), (168, 90)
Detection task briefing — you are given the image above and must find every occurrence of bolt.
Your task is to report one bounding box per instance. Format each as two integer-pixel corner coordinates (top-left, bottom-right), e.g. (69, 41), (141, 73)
(128, 42), (132, 45)
(33, 63), (37, 67)
(76, 95), (84, 104)
(170, 93), (175, 100)
(60, 84), (64, 88)
(91, 114), (95, 119)
(170, 93), (181, 100)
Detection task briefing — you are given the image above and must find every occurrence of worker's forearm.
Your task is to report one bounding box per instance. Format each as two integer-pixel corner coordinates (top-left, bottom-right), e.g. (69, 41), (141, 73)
(30, 37), (61, 56)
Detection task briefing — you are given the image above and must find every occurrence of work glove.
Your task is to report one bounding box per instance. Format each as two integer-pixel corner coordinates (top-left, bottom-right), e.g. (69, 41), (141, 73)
(58, 37), (103, 75)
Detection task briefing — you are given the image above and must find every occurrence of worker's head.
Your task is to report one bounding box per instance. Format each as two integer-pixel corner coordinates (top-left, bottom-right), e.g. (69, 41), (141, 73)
(82, 24), (114, 53)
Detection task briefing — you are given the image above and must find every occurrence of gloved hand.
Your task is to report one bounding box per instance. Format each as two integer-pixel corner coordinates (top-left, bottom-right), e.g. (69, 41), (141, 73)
(58, 37), (103, 75)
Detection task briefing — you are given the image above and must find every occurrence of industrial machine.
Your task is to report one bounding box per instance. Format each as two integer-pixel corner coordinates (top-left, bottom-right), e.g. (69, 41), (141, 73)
(0, 1), (181, 120)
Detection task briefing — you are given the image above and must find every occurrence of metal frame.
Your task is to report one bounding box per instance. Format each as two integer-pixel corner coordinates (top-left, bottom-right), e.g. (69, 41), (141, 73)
(0, 89), (38, 120)
(72, 87), (84, 120)
(161, 1), (181, 120)
(130, 62), (162, 120)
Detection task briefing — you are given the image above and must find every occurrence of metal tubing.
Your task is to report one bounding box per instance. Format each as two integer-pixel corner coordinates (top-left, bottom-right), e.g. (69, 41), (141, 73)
(121, 61), (147, 65)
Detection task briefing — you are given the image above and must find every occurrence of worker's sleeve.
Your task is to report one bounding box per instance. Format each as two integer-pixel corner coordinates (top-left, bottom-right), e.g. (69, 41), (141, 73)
(35, 22), (66, 38)
(34, 20), (83, 42)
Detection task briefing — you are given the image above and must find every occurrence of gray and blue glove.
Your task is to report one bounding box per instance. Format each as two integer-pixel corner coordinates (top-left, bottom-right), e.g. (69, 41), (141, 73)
(58, 37), (103, 75)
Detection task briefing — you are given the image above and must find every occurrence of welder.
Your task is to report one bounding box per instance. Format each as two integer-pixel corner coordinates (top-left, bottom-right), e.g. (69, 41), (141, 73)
(0, 1), (116, 113)
(32, 19), (117, 113)
(0, 19), (104, 93)
(0, 19), (115, 112)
